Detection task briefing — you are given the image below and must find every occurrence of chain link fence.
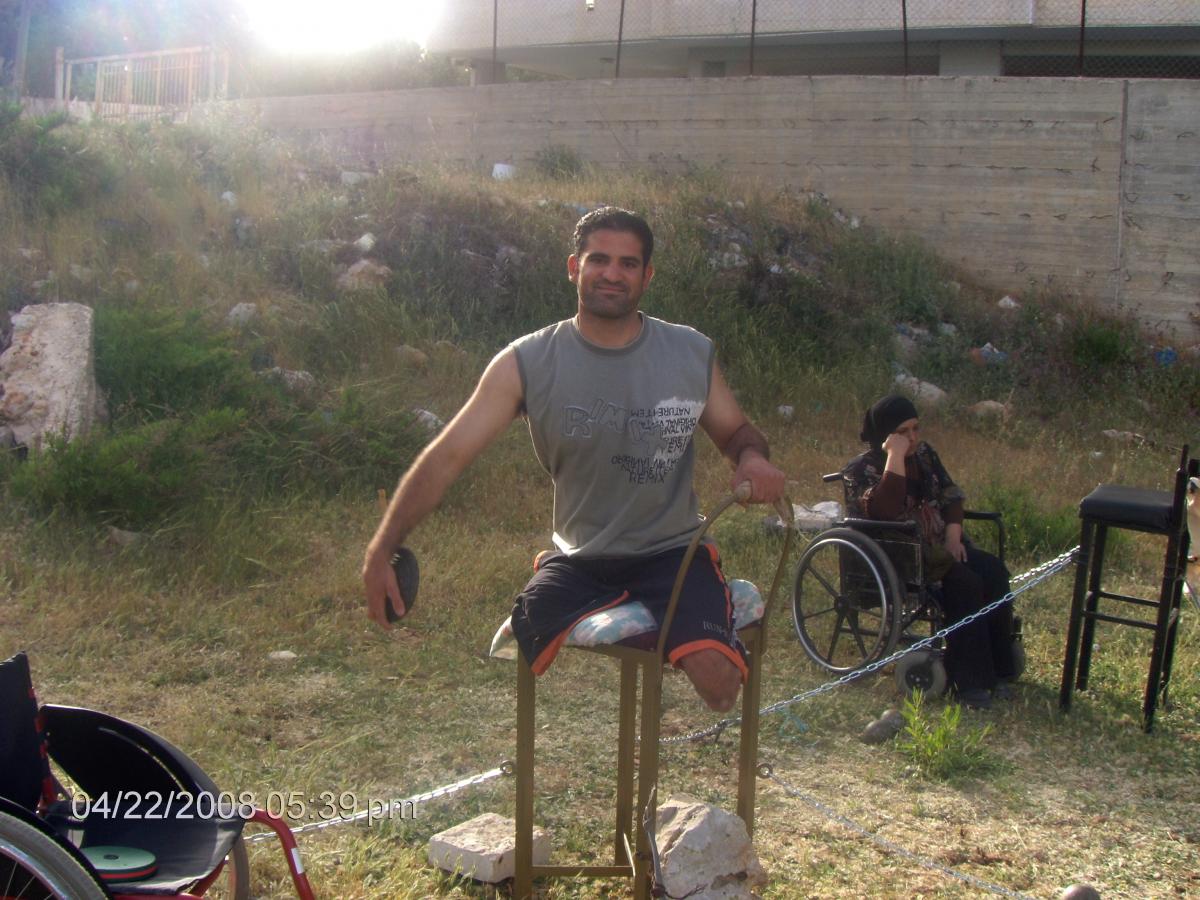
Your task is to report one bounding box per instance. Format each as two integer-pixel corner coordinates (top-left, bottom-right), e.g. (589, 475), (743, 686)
(429, 0), (1200, 81)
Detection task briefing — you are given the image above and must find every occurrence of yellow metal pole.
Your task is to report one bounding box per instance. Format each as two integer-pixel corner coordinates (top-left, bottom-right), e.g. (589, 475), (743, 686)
(614, 657), (637, 864)
(514, 656), (535, 899)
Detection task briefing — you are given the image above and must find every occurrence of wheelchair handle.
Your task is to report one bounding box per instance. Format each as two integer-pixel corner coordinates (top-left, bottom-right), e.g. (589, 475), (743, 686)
(822, 471), (844, 483)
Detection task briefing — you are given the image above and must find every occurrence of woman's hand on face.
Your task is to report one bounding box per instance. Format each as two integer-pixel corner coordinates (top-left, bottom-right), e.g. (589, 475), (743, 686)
(882, 431), (911, 458)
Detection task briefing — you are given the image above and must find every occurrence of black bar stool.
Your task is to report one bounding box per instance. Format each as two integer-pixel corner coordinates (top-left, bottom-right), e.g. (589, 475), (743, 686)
(1059, 445), (1196, 732)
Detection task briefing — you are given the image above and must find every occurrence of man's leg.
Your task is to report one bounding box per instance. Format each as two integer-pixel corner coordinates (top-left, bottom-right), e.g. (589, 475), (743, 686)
(679, 649), (741, 712)
(632, 544), (748, 712)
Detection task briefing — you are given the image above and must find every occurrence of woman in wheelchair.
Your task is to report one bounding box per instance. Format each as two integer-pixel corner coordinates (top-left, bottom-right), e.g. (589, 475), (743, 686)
(843, 394), (1018, 709)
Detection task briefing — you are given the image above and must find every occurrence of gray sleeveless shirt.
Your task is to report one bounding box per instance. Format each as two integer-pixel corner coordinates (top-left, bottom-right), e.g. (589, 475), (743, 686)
(511, 315), (714, 557)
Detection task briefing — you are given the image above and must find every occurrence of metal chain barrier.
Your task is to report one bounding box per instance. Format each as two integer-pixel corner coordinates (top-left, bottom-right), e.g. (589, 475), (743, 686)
(760, 764), (1036, 900)
(663, 547), (1079, 745)
(242, 761), (513, 844)
(238, 549), (1077, 847)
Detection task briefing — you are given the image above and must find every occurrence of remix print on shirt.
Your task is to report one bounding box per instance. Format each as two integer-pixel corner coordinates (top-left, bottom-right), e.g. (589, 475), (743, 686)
(562, 394), (704, 485)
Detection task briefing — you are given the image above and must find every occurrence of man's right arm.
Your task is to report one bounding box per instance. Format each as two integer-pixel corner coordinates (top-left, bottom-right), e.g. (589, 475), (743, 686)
(363, 347), (524, 629)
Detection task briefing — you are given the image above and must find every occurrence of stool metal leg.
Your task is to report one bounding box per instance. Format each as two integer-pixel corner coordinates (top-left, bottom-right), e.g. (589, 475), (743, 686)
(1143, 522), (1187, 732)
(614, 656), (638, 865)
(515, 655), (535, 900)
(1060, 519), (1095, 711)
(1076, 523), (1109, 691)
(635, 660), (662, 900)
(737, 629), (762, 836)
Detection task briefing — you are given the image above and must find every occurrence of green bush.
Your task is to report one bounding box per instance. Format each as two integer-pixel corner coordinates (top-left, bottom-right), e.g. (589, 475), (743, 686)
(1070, 319), (1138, 370)
(897, 690), (1004, 780)
(95, 305), (260, 424)
(3, 302), (430, 528)
(0, 104), (115, 215)
(8, 410), (247, 528)
(827, 229), (957, 327)
(532, 144), (586, 180)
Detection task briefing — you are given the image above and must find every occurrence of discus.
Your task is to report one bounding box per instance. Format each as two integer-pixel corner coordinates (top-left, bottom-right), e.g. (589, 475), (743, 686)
(386, 547), (420, 622)
(82, 845), (158, 881)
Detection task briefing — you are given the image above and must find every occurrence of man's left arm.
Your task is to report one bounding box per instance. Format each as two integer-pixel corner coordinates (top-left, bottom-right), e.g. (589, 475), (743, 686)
(699, 362), (786, 504)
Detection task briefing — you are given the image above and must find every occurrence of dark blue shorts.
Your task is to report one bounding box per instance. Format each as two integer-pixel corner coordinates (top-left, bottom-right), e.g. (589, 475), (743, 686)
(510, 543), (747, 678)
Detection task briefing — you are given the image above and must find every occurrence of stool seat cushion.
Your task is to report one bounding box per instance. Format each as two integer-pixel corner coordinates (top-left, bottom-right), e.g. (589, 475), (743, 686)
(489, 579), (763, 661)
(1079, 483), (1174, 533)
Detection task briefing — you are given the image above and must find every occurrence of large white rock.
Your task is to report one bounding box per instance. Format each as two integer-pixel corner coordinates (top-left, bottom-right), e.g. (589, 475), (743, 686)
(0, 303), (100, 450)
(655, 797), (767, 899)
(969, 400), (1010, 419)
(893, 373), (948, 407)
(428, 812), (549, 883)
(336, 259), (392, 292)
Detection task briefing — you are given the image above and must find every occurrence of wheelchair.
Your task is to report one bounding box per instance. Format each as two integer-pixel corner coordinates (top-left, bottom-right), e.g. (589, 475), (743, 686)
(0, 651), (316, 900)
(791, 471), (1023, 695)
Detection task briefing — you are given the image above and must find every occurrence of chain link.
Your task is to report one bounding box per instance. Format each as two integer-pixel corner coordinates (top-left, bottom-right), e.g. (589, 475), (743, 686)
(663, 548), (1078, 744)
(761, 765), (1037, 899)
(242, 762), (512, 844)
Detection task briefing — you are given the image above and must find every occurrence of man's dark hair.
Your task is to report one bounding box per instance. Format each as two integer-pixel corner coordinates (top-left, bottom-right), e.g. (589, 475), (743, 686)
(573, 207), (654, 264)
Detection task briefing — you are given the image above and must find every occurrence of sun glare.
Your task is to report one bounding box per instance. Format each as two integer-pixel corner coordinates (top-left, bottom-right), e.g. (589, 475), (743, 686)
(243, 0), (442, 53)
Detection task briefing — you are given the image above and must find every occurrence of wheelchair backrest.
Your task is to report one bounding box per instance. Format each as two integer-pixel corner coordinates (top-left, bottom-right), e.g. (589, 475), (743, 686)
(0, 652), (54, 813)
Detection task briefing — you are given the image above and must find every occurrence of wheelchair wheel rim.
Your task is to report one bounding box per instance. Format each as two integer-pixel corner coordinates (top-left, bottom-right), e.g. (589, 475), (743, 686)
(792, 529), (903, 674)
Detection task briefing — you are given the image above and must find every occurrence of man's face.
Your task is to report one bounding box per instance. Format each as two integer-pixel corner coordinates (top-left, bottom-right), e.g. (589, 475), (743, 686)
(567, 228), (654, 320)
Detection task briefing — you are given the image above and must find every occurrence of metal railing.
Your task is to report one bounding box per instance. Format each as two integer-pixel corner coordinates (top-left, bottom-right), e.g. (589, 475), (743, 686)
(54, 45), (230, 122)
(427, 0), (1200, 82)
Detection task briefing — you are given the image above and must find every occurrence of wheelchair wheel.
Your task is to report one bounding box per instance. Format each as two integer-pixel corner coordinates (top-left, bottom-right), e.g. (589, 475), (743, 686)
(894, 649), (948, 696)
(793, 527), (903, 674)
(208, 836), (250, 900)
(0, 811), (107, 900)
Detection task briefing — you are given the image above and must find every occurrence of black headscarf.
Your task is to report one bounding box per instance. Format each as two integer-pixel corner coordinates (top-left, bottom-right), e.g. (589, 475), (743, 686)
(859, 395), (919, 451)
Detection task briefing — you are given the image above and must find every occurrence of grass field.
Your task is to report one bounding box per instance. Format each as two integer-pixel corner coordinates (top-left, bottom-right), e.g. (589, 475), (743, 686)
(4, 415), (1196, 898)
(1, 111), (1197, 898)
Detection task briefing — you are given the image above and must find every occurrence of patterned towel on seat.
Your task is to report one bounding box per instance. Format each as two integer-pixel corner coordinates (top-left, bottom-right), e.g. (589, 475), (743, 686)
(489, 578), (763, 660)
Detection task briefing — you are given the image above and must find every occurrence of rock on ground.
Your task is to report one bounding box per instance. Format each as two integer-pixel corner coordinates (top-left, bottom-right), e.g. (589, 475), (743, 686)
(0, 303), (101, 450)
(428, 812), (549, 883)
(655, 797), (767, 899)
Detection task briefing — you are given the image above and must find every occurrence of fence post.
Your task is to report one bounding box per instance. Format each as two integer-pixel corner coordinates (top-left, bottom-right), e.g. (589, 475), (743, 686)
(749, 0), (757, 75)
(94, 61), (104, 118)
(491, 0), (498, 82)
(615, 0), (626, 78)
(54, 47), (64, 101)
(901, 0), (909, 76)
(1077, 0), (1087, 76)
(13, 0), (32, 98)
(123, 58), (132, 120)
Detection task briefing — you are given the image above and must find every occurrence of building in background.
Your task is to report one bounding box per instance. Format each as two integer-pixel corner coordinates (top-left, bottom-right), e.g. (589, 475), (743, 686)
(426, 0), (1200, 83)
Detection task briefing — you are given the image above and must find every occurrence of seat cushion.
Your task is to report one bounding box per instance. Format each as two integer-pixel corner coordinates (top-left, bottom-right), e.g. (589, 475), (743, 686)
(1079, 483), (1174, 534)
(490, 578), (763, 661)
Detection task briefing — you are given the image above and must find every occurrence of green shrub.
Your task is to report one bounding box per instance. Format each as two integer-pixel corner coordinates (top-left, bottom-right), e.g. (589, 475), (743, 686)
(95, 305), (260, 424)
(0, 104), (115, 215)
(532, 144), (585, 180)
(896, 690), (1003, 780)
(1070, 319), (1138, 370)
(827, 229), (956, 327)
(8, 410), (247, 528)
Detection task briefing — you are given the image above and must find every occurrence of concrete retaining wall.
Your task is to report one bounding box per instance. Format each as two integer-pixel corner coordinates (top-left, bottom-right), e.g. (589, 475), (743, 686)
(217, 75), (1198, 339)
